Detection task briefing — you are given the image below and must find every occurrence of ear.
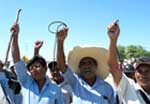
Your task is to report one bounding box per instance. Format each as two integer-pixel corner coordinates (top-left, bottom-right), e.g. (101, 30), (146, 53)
(134, 71), (138, 79)
(44, 66), (47, 73)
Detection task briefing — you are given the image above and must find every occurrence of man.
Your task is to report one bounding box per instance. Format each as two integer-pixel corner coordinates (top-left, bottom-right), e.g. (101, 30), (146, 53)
(33, 40), (73, 104)
(56, 27), (116, 104)
(0, 60), (21, 104)
(0, 83), (9, 104)
(0, 60), (9, 104)
(48, 61), (73, 104)
(11, 23), (64, 104)
(123, 64), (135, 81)
(107, 21), (150, 104)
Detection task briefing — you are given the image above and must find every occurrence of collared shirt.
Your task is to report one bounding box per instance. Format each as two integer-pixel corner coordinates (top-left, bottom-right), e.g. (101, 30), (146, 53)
(63, 66), (116, 104)
(117, 73), (150, 104)
(0, 71), (22, 104)
(58, 79), (73, 104)
(14, 60), (65, 104)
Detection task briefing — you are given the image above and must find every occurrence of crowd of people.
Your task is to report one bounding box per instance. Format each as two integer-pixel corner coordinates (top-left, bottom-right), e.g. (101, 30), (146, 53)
(0, 20), (150, 104)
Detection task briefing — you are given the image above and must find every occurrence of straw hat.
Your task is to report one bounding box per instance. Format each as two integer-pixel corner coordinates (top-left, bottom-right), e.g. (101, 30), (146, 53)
(67, 46), (109, 79)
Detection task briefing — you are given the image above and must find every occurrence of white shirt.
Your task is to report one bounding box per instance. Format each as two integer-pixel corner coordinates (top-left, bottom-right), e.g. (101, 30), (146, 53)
(0, 83), (9, 104)
(117, 73), (150, 104)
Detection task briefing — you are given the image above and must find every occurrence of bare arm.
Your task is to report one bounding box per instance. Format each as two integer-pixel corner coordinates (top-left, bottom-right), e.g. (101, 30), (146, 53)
(34, 40), (43, 56)
(57, 27), (68, 73)
(11, 23), (20, 63)
(107, 21), (122, 85)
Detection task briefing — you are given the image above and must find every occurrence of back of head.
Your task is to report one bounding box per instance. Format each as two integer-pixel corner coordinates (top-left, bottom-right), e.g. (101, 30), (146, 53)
(48, 61), (57, 72)
(123, 64), (135, 73)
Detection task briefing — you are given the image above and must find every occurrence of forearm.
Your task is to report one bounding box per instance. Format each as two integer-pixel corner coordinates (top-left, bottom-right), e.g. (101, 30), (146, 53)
(108, 40), (118, 70)
(14, 60), (29, 84)
(12, 34), (20, 63)
(34, 48), (39, 56)
(57, 40), (66, 73)
(108, 39), (122, 85)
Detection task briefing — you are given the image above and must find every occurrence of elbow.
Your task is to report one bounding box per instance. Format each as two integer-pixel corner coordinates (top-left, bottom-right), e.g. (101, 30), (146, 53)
(107, 61), (119, 72)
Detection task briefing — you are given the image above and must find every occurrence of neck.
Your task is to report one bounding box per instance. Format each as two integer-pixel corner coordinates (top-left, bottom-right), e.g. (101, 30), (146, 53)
(55, 77), (64, 85)
(83, 76), (96, 86)
(35, 78), (46, 92)
(143, 88), (150, 95)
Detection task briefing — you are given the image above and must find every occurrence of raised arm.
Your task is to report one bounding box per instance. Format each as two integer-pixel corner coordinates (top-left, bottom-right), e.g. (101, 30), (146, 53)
(34, 40), (43, 56)
(107, 21), (122, 85)
(11, 23), (20, 63)
(57, 27), (68, 73)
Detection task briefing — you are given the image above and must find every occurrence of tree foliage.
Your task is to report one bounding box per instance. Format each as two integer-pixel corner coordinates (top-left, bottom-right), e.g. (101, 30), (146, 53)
(117, 45), (150, 59)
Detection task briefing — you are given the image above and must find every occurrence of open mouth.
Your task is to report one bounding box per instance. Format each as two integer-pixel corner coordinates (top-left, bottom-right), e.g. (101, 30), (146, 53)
(82, 69), (92, 74)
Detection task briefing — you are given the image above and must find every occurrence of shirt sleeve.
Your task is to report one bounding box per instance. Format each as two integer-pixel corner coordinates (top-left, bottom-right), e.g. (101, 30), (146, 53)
(0, 72), (8, 86)
(14, 60), (30, 85)
(108, 86), (116, 104)
(62, 66), (77, 89)
(117, 74), (128, 98)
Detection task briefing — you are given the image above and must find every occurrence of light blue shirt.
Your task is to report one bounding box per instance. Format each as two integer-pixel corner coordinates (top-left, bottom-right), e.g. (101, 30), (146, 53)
(63, 66), (116, 104)
(0, 71), (22, 104)
(14, 60), (65, 104)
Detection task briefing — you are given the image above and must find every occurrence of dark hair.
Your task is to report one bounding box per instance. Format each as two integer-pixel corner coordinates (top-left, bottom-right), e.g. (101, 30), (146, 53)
(135, 56), (150, 69)
(48, 61), (57, 71)
(137, 56), (150, 62)
(26, 56), (47, 70)
(123, 64), (135, 73)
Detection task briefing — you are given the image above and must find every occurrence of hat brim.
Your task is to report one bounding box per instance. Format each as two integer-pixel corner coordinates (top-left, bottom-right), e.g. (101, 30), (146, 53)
(67, 46), (109, 79)
(135, 62), (150, 69)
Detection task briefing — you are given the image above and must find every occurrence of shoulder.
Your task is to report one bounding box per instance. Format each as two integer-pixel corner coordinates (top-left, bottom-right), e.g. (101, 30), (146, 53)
(46, 78), (62, 93)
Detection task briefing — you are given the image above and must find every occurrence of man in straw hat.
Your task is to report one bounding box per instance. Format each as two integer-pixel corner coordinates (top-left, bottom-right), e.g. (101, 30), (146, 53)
(56, 27), (116, 104)
(107, 21), (150, 104)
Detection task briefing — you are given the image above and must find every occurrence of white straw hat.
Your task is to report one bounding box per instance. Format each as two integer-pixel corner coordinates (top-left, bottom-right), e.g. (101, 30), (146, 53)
(67, 46), (109, 79)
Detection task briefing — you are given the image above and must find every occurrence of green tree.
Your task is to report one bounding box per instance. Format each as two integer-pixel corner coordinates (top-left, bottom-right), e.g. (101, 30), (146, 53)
(118, 45), (150, 59)
(117, 45), (126, 60)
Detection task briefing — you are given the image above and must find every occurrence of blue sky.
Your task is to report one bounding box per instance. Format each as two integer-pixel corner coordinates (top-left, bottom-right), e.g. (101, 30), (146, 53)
(0, 0), (150, 61)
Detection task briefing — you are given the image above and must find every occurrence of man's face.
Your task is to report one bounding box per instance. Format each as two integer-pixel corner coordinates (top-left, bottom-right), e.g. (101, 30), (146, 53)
(50, 66), (64, 84)
(79, 57), (97, 79)
(28, 61), (47, 81)
(135, 64), (150, 91)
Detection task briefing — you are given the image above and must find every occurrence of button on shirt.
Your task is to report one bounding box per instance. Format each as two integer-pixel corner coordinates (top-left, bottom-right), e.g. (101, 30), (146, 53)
(63, 67), (116, 104)
(117, 73), (150, 104)
(14, 60), (65, 104)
